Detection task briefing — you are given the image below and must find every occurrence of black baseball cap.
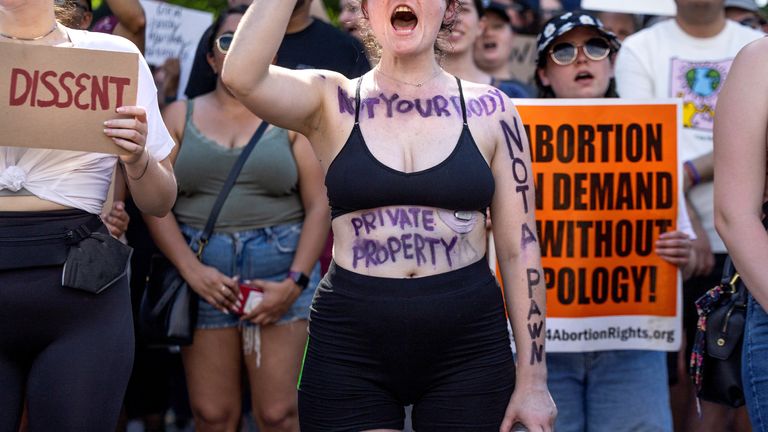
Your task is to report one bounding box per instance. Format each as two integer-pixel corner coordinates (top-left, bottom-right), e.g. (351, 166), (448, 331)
(536, 11), (620, 67)
(484, 1), (511, 22)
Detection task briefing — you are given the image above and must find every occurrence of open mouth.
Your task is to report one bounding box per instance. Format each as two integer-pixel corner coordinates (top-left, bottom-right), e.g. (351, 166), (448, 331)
(483, 42), (498, 50)
(391, 5), (418, 33)
(575, 71), (594, 82)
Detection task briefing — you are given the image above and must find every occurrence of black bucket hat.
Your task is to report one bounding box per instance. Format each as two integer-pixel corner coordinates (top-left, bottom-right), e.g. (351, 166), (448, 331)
(535, 11), (620, 67)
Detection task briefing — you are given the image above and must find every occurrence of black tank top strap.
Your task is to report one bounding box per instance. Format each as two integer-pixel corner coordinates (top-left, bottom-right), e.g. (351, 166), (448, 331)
(354, 76), (363, 125)
(455, 76), (468, 125)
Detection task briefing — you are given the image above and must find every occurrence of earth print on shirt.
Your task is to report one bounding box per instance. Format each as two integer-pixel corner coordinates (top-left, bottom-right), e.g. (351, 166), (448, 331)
(669, 58), (733, 132)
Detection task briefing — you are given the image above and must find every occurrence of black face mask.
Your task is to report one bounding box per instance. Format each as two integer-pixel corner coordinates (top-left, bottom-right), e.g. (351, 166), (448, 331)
(63, 232), (132, 294)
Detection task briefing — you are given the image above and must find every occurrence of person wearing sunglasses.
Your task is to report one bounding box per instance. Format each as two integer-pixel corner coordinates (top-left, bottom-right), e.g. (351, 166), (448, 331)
(535, 12), (620, 98)
(146, 6), (329, 431)
(535, 12), (695, 432)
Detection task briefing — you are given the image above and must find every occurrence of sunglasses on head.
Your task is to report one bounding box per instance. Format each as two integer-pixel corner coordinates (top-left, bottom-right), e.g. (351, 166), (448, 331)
(549, 37), (611, 66)
(215, 32), (234, 54)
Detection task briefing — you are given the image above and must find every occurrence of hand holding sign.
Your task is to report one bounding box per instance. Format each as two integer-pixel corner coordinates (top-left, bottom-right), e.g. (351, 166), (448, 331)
(0, 42), (138, 154)
(104, 105), (148, 165)
(655, 230), (692, 267)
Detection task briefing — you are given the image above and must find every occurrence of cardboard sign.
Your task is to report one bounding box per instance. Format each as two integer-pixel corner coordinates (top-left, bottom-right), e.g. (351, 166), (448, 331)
(0, 42), (137, 154)
(139, 0), (213, 100)
(513, 99), (683, 352)
(508, 35), (538, 87)
(582, 0), (676, 16)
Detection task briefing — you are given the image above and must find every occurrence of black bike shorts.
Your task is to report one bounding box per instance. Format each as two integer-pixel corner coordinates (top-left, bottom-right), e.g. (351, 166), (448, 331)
(298, 258), (516, 432)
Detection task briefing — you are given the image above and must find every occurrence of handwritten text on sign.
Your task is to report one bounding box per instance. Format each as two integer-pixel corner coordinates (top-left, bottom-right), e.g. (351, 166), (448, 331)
(0, 42), (137, 153)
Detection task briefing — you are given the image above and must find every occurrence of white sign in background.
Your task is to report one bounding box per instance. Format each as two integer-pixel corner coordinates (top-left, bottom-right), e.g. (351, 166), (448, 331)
(582, 0), (677, 16)
(140, 0), (213, 100)
(573, 0), (766, 20)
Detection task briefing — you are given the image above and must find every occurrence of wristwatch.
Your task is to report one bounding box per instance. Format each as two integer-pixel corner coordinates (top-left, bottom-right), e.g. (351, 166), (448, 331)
(287, 270), (310, 291)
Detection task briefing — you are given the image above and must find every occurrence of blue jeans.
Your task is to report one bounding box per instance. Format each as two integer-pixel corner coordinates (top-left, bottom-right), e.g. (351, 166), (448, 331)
(180, 222), (320, 329)
(547, 350), (672, 432)
(744, 293), (768, 431)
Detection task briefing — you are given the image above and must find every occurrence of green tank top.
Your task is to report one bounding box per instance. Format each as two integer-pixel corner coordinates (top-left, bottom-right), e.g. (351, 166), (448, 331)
(173, 99), (304, 232)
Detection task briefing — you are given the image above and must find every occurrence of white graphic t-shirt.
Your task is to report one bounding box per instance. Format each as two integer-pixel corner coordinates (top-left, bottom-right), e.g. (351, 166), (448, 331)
(615, 19), (763, 253)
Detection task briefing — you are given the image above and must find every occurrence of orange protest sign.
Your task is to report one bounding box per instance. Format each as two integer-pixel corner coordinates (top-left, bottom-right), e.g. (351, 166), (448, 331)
(501, 99), (684, 351)
(517, 100), (680, 320)
(0, 41), (137, 154)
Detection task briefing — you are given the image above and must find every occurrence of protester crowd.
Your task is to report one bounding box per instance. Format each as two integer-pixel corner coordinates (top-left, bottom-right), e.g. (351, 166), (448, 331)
(1, 0), (768, 431)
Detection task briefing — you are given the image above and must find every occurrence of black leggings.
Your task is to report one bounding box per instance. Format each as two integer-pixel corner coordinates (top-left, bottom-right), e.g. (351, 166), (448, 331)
(298, 259), (515, 432)
(0, 211), (134, 432)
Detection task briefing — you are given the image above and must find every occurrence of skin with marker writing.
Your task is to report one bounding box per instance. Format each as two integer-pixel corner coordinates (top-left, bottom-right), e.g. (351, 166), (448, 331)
(337, 86), (509, 120)
(335, 205), (485, 275)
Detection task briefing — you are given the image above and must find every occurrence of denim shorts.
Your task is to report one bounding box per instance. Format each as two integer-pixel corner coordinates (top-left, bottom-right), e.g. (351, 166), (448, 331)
(180, 221), (320, 330)
(547, 350), (672, 432)
(743, 292), (768, 431)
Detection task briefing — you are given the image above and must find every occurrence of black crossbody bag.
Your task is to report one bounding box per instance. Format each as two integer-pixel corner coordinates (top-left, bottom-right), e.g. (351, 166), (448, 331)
(690, 203), (768, 407)
(139, 121), (270, 346)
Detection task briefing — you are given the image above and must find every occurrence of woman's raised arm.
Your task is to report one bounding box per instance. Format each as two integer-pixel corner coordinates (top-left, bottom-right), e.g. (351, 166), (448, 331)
(222, 1), (341, 137)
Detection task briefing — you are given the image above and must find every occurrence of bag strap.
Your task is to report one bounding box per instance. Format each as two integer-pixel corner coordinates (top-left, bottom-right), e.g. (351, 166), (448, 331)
(195, 121), (270, 257)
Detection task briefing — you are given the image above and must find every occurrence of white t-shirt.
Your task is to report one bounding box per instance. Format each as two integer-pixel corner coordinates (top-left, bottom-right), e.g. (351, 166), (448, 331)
(0, 29), (175, 214)
(615, 19), (764, 253)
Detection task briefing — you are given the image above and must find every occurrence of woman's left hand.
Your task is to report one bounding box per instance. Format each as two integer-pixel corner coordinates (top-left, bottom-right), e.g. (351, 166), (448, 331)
(500, 383), (556, 432)
(104, 105), (148, 165)
(655, 230), (692, 267)
(101, 200), (130, 238)
(240, 278), (301, 326)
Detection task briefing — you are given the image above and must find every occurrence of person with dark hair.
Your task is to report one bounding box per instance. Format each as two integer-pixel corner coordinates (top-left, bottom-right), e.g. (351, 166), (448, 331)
(146, 6), (329, 432)
(185, 0), (369, 100)
(0, 1), (177, 430)
(223, 0), (557, 431)
(509, 0), (542, 35)
(474, 1), (536, 96)
(443, 0), (533, 97)
(535, 12), (621, 98)
(534, 11), (694, 431)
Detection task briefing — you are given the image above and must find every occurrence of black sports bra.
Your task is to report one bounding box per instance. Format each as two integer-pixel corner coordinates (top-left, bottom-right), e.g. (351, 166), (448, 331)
(325, 76), (495, 219)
